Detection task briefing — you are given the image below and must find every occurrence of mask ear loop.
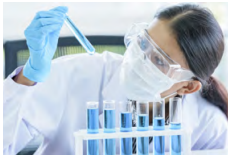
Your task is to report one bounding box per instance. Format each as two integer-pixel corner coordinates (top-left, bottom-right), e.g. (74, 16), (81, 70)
(162, 76), (196, 100)
(162, 91), (177, 100)
(162, 78), (195, 100)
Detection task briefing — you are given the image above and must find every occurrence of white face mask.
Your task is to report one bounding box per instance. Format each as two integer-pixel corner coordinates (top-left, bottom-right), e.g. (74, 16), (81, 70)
(120, 38), (178, 102)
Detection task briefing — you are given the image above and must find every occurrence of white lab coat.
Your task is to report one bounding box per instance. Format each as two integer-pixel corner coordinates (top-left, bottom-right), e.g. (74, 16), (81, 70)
(3, 51), (228, 155)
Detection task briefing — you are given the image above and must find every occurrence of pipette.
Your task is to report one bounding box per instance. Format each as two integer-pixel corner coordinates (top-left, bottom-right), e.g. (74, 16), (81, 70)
(64, 14), (95, 55)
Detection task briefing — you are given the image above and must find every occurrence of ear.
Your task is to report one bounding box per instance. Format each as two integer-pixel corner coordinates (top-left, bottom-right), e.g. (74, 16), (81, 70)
(177, 80), (202, 95)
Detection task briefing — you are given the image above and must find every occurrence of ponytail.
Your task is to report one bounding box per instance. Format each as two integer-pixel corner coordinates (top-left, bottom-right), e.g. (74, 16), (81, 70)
(200, 76), (228, 118)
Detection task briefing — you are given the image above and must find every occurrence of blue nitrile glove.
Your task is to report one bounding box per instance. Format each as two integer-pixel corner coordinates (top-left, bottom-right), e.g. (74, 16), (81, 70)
(23, 6), (68, 82)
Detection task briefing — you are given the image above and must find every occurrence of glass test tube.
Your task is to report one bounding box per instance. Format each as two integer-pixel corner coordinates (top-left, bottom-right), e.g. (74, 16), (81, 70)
(86, 101), (99, 155)
(136, 101), (149, 155)
(103, 100), (116, 155)
(169, 97), (182, 155)
(64, 15), (95, 54)
(119, 101), (132, 155)
(153, 100), (165, 155)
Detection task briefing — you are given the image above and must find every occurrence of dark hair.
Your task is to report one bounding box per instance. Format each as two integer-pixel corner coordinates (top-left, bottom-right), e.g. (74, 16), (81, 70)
(155, 3), (228, 118)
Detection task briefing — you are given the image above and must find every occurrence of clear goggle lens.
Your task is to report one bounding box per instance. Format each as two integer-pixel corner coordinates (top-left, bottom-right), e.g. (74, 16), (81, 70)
(125, 23), (195, 81)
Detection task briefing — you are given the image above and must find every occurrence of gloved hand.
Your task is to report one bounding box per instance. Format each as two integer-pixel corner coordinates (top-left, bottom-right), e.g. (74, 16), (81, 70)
(23, 6), (68, 82)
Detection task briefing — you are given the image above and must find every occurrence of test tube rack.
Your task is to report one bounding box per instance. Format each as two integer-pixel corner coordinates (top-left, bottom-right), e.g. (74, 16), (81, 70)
(73, 126), (192, 155)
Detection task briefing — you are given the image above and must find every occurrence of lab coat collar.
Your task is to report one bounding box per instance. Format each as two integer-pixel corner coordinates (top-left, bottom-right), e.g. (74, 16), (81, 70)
(182, 91), (200, 132)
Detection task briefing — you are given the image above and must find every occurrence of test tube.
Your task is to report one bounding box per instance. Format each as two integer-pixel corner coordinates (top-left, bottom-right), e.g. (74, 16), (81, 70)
(119, 101), (132, 155)
(64, 15), (95, 54)
(103, 100), (116, 155)
(153, 100), (165, 155)
(136, 101), (149, 155)
(169, 97), (182, 155)
(86, 101), (99, 155)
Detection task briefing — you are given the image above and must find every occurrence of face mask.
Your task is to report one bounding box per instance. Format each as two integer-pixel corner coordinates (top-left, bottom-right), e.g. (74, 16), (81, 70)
(120, 38), (178, 102)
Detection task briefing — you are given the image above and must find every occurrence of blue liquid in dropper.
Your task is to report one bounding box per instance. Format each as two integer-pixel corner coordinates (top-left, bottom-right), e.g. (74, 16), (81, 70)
(137, 114), (149, 155)
(120, 112), (132, 155)
(104, 109), (116, 155)
(87, 108), (99, 155)
(153, 117), (165, 155)
(65, 15), (95, 54)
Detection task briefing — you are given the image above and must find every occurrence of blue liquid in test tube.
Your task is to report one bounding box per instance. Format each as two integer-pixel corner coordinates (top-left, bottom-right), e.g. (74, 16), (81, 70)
(86, 102), (99, 155)
(103, 101), (116, 155)
(64, 15), (95, 55)
(104, 109), (116, 133)
(153, 117), (165, 130)
(119, 101), (132, 155)
(137, 102), (149, 155)
(153, 117), (165, 155)
(137, 114), (149, 131)
(169, 97), (182, 155)
(170, 122), (181, 155)
(153, 100), (165, 155)
(137, 114), (149, 155)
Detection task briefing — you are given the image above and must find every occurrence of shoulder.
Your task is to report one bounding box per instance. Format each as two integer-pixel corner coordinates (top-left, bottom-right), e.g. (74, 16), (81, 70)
(102, 51), (124, 63)
(197, 94), (227, 128)
(102, 51), (124, 76)
(51, 52), (103, 67)
(51, 51), (123, 68)
(191, 92), (228, 149)
(49, 51), (123, 77)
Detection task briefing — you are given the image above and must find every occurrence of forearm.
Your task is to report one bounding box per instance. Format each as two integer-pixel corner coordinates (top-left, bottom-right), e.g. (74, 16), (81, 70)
(13, 68), (36, 86)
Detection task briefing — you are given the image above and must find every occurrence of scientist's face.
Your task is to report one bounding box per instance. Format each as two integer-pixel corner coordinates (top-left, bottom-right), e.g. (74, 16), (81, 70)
(147, 18), (201, 99)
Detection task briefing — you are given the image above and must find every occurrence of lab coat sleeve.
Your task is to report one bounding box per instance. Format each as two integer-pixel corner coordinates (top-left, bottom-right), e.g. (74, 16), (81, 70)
(3, 66), (40, 154)
(3, 57), (69, 154)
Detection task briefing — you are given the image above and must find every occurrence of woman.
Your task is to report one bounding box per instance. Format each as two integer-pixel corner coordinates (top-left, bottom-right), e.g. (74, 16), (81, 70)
(3, 3), (228, 155)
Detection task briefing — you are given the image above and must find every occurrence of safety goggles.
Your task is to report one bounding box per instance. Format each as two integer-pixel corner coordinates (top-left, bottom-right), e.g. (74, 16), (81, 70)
(124, 23), (195, 81)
